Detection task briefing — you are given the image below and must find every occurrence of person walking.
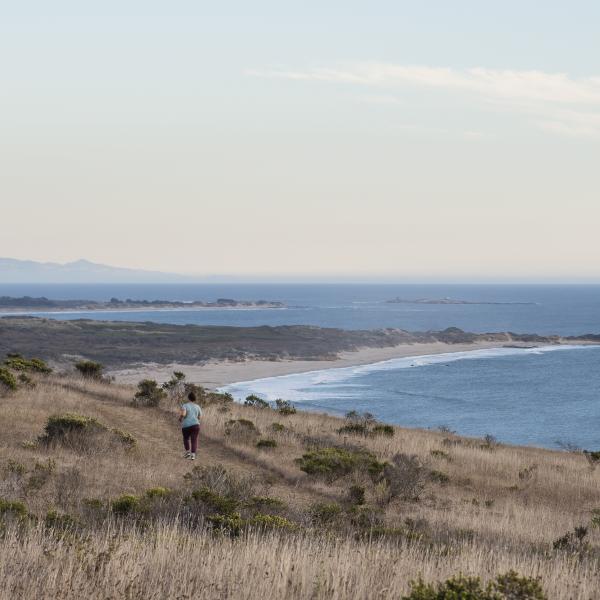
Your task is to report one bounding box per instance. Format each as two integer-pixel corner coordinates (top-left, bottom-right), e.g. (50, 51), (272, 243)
(180, 391), (202, 460)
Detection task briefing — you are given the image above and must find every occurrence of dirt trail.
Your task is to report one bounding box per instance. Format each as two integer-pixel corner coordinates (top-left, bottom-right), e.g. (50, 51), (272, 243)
(56, 380), (331, 506)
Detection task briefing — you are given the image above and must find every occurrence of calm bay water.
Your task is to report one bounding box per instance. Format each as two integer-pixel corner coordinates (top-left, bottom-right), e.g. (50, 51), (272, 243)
(2, 283), (600, 448)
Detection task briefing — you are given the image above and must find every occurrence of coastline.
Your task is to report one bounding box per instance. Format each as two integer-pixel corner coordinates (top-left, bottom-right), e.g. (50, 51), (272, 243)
(108, 340), (557, 388)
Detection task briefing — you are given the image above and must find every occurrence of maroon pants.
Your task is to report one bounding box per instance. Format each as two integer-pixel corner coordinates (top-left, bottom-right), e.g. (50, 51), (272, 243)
(182, 424), (200, 453)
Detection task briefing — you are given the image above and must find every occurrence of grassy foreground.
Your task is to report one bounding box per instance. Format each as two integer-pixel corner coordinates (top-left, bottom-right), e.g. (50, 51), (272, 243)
(2, 371), (600, 598)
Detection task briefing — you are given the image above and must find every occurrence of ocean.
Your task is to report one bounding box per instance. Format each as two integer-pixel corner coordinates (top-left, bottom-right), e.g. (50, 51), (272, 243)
(2, 283), (600, 449)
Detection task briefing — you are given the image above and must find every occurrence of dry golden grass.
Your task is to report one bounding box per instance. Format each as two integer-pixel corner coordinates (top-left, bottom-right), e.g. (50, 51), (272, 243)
(2, 375), (600, 598)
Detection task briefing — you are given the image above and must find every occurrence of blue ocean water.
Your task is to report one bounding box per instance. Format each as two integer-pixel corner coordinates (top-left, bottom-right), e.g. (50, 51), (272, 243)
(2, 283), (600, 448)
(1, 283), (600, 335)
(222, 345), (600, 449)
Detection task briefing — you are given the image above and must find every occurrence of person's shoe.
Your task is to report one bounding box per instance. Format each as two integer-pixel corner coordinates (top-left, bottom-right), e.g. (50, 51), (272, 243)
(190, 453), (196, 460)
(183, 451), (191, 459)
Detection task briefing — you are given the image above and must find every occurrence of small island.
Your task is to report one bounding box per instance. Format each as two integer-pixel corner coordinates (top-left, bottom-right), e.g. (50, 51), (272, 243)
(0, 296), (286, 312)
(386, 297), (536, 306)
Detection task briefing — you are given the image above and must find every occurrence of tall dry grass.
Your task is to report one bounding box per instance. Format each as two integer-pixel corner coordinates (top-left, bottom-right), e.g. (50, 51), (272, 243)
(2, 375), (600, 598)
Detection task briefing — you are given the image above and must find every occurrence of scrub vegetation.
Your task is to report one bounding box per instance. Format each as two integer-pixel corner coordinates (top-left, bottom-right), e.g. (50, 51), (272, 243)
(2, 367), (600, 598)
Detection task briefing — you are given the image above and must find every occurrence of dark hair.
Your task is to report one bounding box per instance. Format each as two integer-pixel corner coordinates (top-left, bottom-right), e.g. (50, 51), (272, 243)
(188, 391), (197, 403)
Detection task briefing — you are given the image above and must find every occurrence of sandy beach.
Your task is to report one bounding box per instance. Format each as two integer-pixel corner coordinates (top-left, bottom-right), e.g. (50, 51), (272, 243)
(109, 340), (541, 388)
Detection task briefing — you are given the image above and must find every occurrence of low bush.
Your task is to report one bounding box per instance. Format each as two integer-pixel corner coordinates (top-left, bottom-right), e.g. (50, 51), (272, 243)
(74, 360), (104, 380)
(111, 494), (141, 515)
(244, 394), (270, 409)
(372, 424), (395, 437)
(225, 419), (259, 443)
(0, 367), (17, 392)
(382, 454), (426, 502)
(403, 570), (546, 600)
(270, 422), (286, 433)
(553, 526), (589, 552)
(44, 510), (79, 532)
(145, 487), (171, 499)
(256, 438), (277, 449)
(275, 399), (296, 415)
(430, 449), (451, 461)
(0, 498), (28, 519)
(184, 465), (257, 501)
(192, 487), (240, 515)
(39, 414), (136, 453)
(310, 502), (342, 525)
(295, 447), (386, 483)
(4, 355), (52, 374)
(337, 422), (370, 436)
(133, 379), (167, 407)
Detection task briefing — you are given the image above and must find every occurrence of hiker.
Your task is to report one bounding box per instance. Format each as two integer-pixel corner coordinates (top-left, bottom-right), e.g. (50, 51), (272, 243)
(180, 390), (202, 460)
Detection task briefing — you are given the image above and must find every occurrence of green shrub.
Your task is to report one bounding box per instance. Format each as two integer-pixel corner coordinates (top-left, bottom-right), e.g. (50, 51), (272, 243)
(4, 356), (52, 374)
(256, 438), (277, 449)
(145, 487), (171, 499)
(270, 422), (286, 433)
(74, 360), (104, 380)
(111, 494), (140, 515)
(246, 496), (286, 510)
(249, 514), (298, 531)
(225, 419), (259, 443)
(295, 447), (385, 482)
(0, 367), (17, 391)
(45, 510), (78, 531)
(403, 570), (546, 600)
(337, 422), (370, 436)
(26, 459), (56, 492)
(40, 413), (106, 447)
(244, 394), (270, 409)
(372, 424), (395, 437)
(111, 428), (137, 450)
(310, 502), (342, 524)
(275, 399), (296, 415)
(192, 487), (240, 515)
(0, 498), (28, 519)
(206, 512), (245, 536)
(133, 379), (167, 407)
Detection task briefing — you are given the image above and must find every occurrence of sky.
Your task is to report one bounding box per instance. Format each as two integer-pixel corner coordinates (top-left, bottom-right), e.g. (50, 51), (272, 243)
(1, 1), (599, 282)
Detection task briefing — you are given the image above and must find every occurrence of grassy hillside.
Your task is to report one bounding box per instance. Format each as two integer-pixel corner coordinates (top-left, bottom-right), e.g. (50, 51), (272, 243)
(2, 370), (600, 598)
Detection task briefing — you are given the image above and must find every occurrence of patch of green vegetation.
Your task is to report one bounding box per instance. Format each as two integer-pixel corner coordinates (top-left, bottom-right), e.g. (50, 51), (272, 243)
(45, 510), (79, 531)
(295, 447), (386, 482)
(4, 355), (52, 374)
(192, 487), (240, 515)
(270, 422), (286, 433)
(310, 502), (342, 524)
(275, 399), (296, 415)
(39, 413), (106, 446)
(337, 422), (370, 436)
(402, 570), (546, 600)
(133, 379), (167, 407)
(244, 394), (270, 409)
(245, 496), (286, 510)
(0, 367), (17, 391)
(74, 360), (104, 380)
(0, 498), (28, 519)
(248, 513), (298, 531)
(371, 424), (395, 437)
(111, 428), (137, 450)
(256, 438), (277, 449)
(111, 494), (141, 515)
(145, 487), (171, 499)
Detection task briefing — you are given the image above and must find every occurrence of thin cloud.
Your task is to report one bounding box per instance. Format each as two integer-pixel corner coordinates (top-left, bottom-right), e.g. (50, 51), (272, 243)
(247, 63), (600, 137)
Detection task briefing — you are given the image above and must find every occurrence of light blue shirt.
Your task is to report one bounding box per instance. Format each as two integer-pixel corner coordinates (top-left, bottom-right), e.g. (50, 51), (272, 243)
(181, 402), (202, 428)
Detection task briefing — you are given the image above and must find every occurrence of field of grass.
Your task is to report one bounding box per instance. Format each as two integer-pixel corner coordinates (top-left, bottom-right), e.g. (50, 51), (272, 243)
(2, 368), (600, 598)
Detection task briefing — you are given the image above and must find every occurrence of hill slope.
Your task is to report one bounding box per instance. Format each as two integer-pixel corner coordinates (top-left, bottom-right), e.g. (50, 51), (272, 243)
(1, 373), (600, 598)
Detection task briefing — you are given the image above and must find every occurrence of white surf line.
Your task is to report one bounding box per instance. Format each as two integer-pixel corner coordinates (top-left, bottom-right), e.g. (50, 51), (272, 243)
(219, 344), (600, 403)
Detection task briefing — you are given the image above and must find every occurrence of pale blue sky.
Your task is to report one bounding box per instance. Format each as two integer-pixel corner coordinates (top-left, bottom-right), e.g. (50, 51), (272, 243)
(1, 2), (599, 280)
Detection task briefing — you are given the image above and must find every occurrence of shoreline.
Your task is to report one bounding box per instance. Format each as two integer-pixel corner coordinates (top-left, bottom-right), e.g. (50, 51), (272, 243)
(108, 340), (585, 388)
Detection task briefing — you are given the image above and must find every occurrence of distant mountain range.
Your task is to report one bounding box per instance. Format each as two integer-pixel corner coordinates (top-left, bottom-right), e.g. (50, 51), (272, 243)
(0, 258), (196, 284)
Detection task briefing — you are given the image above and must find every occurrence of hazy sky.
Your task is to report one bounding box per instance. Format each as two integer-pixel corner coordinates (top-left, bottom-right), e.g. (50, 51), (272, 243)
(1, 1), (599, 281)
